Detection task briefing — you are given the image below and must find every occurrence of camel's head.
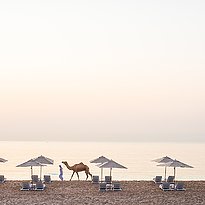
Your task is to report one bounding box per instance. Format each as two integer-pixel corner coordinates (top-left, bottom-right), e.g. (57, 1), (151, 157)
(62, 161), (67, 165)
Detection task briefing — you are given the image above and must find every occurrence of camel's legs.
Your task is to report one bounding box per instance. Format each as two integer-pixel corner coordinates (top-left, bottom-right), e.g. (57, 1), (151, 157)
(70, 171), (75, 181)
(89, 172), (92, 180)
(76, 172), (79, 180)
(85, 171), (92, 180)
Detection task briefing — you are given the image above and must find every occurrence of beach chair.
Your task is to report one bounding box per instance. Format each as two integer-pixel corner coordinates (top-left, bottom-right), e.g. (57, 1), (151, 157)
(99, 183), (107, 192)
(167, 176), (175, 183)
(31, 175), (39, 183)
(175, 183), (186, 191)
(44, 175), (52, 183)
(0, 175), (5, 183)
(113, 182), (122, 191)
(153, 176), (162, 184)
(105, 176), (112, 184)
(20, 182), (31, 191)
(92, 175), (99, 184)
(35, 181), (46, 191)
(159, 182), (173, 191)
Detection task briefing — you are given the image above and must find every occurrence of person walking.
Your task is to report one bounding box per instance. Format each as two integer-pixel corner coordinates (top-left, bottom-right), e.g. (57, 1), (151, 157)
(59, 165), (63, 181)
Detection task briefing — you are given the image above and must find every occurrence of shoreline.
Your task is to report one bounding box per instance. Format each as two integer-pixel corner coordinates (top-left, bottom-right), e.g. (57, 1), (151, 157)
(3, 179), (205, 181)
(0, 180), (205, 204)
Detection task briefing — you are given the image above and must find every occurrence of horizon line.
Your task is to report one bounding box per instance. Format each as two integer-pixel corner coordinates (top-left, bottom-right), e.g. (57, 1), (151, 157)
(0, 140), (204, 144)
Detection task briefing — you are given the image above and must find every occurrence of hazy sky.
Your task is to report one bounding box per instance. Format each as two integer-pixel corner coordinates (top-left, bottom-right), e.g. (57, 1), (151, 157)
(0, 0), (205, 142)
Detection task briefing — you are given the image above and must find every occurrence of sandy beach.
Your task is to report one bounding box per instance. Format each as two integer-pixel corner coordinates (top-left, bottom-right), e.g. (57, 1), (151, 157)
(0, 181), (205, 205)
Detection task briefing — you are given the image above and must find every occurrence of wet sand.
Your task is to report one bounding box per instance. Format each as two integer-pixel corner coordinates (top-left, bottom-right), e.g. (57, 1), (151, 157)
(0, 181), (205, 205)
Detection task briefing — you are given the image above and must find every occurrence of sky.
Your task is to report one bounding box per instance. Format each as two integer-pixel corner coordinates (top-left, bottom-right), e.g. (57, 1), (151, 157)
(0, 0), (205, 142)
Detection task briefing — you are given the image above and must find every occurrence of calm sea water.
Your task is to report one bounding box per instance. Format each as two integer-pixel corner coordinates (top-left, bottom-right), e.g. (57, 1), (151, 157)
(0, 141), (204, 181)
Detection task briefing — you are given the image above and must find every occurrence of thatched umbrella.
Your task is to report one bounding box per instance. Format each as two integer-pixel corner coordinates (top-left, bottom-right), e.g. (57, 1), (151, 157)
(157, 159), (193, 182)
(152, 156), (174, 181)
(0, 158), (8, 163)
(90, 156), (110, 181)
(33, 155), (54, 180)
(16, 159), (45, 182)
(99, 159), (127, 182)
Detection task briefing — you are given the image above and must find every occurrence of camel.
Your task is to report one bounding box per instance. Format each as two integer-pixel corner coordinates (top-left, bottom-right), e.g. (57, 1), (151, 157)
(62, 161), (92, 181)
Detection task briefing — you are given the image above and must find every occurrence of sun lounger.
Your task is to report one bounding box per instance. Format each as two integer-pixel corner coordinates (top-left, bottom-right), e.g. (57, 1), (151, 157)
(0, 175), (5, 183)
(106, 183), (113, 191)
(99, 183), (107, 192)
(20, 182), (31, 191)
(105, 176), (112, 184)
(31, 175), (39, 183)
(175, 183), (186, 191)
(35, 181), (46, 191)
(44, 175), (52, 183)
(92, 175), (99, 184)
(153, 176), (162, 184)
(113, 182), (122, 191)
(159, 182), (173, 191)
(167, 176), (175, 183)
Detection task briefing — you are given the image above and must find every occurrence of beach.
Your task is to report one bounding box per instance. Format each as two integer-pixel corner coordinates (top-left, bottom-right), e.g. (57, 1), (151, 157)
(0, 181), (205, 205)
(0, 141), (202, 181)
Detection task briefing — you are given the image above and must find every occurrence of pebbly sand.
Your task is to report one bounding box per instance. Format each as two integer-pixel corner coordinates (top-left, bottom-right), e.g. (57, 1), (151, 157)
(0, 181), (205, 205)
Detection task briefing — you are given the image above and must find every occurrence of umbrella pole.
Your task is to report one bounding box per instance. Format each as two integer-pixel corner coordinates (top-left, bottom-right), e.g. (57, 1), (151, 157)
(174, 167), (176, 183)
(101, 168), (103, 182)
(165, 166), (167, 181)
(40, 166), (42, 181)
(31, 166), (33, 180)
(31, 166), (33, 186)
(110, 168), (112, 182)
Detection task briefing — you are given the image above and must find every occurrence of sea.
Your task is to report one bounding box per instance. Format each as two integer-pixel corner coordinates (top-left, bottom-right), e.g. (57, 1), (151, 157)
(0, 141), (204, 181)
